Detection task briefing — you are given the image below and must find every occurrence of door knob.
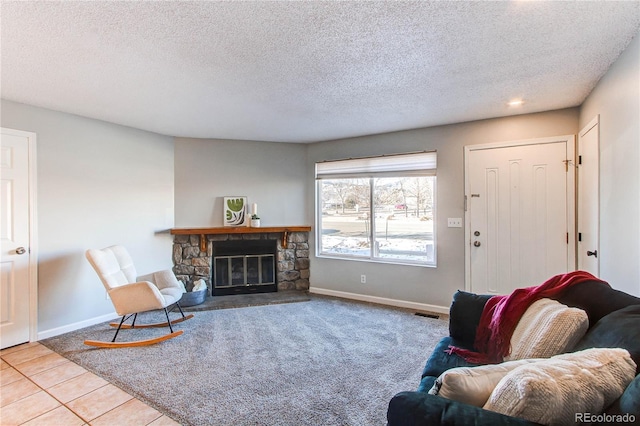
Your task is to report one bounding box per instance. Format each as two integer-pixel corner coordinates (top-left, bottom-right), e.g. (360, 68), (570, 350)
(15, 247), (26, 255)
(474, 231), (480, 236)
(587, 250), (598, 258)
(473, 241), (481, 247)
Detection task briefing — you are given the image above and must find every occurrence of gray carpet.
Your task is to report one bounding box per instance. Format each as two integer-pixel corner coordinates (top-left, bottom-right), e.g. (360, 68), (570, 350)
(182, 290), (311, 312)
(41, 296), (448, 426)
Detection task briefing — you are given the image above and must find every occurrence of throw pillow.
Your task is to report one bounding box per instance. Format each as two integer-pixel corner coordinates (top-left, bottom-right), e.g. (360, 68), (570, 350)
(428, 358), (540, 407)
(555, 280), (640, 326)
(483, 348), (637, 426)
(448, 291), (492, 349)
(573, 304), (640, 375)
(505, 298), (588, 360)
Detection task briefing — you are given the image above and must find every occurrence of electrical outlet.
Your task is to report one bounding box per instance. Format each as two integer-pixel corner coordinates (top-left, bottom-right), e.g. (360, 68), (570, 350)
(447, 218), (462, 228)
(360, 274), (367, 284)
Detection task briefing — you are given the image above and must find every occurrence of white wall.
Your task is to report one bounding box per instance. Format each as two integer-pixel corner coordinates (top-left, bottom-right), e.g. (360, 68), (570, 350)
(579, 34), (640, 296)
(174, 137), (307, 227)
(307, 109), (579, 309)
(1, 100), (175, 336)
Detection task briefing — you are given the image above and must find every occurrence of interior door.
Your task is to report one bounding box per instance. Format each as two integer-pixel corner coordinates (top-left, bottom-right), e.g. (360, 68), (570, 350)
(577, 117), (599, 276)
(1, 128), (35, 349)
(465, 136), (575, 295)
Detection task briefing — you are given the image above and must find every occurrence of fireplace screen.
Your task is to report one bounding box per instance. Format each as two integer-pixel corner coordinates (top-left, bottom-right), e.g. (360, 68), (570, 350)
(214, 254), (275, 288)
(212, 239), (277, 296)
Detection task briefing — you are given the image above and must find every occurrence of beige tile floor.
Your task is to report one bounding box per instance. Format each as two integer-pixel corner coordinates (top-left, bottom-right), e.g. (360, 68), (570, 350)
(1, 342), (180, 426)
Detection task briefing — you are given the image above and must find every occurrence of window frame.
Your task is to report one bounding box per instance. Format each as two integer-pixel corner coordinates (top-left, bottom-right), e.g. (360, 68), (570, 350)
(315, 152), (437, 267)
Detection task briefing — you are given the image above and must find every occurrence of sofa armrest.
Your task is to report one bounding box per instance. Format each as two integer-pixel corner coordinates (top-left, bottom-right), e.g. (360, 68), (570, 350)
(448, 291), (492, 349)
(387, 391), (541, 426)
(421, 337), (480, 380)
(606, 373), (640, 417)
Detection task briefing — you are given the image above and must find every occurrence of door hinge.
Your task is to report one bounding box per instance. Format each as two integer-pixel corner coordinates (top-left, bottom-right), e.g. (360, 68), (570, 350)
(578, 232), (582, 242)
(578, 155), (582, 165)
(566, 233), (569, 244)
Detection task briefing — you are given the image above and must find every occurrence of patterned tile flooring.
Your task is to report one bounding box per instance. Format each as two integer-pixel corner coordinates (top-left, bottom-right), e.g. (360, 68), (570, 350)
(1, 342), (180, 425)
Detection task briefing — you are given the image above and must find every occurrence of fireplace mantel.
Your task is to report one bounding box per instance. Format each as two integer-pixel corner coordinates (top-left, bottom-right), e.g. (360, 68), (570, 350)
(170, 226), (311, 251)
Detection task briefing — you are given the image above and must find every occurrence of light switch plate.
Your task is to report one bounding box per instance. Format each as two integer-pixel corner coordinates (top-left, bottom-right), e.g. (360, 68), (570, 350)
(447, 218), (462, 228)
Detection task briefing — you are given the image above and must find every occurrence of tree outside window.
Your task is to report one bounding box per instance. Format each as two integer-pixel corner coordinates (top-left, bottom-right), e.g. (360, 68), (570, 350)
(316, 152), (436, 266)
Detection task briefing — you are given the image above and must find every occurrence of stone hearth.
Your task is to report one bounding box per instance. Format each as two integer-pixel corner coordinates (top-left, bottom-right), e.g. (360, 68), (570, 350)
(172, 230), (310, 294)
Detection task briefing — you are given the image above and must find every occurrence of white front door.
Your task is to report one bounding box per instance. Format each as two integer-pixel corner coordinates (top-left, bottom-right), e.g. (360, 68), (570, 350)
(577, 117), (600, 276)
(465, 136), (575, 295)
(1, 128), (36, 349)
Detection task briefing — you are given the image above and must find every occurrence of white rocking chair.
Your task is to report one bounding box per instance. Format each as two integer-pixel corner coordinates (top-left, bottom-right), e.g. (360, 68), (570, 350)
(85, 245), (193, 348)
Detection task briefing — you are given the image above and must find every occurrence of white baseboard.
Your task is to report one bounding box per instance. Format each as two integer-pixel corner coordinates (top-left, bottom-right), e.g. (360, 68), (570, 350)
(309, 287), (449, 315)
(37, 311), (119, 340)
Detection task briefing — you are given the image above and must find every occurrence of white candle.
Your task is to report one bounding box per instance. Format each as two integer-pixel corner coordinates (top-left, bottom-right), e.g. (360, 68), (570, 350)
(252, 203), (258, 216)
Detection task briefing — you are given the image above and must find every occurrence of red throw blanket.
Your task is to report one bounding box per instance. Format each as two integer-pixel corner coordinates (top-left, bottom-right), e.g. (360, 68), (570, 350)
(447, 270), (609, 364)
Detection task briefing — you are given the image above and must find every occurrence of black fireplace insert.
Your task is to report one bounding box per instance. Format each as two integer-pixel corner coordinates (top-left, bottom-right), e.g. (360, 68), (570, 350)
(212, 239), (277, 296)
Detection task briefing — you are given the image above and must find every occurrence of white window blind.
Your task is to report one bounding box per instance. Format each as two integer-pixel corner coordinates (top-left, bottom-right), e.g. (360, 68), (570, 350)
(315, 151), (437, 179)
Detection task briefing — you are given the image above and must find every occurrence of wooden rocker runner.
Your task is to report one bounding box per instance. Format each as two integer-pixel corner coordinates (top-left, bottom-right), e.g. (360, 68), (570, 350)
(85, 245), (195, 348)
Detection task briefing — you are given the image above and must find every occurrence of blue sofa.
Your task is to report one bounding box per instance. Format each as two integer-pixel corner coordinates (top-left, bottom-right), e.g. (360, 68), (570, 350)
(387, 279), (640, 425)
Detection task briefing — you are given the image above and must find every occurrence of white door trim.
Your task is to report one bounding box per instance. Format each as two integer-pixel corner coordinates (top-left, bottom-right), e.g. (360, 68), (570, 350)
(577, 115), (600, 276)
(464, 134), (576, 292)
(1, 127), (38, 343)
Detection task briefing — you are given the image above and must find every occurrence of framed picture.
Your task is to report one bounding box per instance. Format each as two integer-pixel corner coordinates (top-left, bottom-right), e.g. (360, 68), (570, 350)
(223, 196), (247, 226)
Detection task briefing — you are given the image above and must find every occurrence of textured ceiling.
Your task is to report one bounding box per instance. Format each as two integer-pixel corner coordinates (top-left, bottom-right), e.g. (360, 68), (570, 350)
(2, 1), (639, 143)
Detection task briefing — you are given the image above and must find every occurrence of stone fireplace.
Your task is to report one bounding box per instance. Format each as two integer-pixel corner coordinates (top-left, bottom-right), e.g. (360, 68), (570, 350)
(171, 227), (310, 296)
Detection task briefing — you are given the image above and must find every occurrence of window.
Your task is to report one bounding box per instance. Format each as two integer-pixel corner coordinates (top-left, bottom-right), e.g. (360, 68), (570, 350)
(316, 152), (436, 266)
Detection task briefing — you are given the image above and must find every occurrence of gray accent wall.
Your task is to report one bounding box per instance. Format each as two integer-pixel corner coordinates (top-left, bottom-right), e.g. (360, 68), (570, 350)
(579, 34), (640, 296)
(307, 109), (579, 309)
(1, 100), (175, 335)
(174, 137), (307, 228)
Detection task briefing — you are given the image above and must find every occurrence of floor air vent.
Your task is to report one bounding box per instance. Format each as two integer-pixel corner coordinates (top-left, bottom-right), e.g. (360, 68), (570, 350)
(414, 312), (439, 319)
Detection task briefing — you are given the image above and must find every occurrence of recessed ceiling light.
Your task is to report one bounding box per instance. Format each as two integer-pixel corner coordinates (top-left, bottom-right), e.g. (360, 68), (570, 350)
(508, 99), (524, 107)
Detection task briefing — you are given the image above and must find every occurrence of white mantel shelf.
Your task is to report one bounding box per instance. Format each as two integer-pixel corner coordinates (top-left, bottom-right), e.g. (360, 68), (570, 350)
(170, 226), (311, 250)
